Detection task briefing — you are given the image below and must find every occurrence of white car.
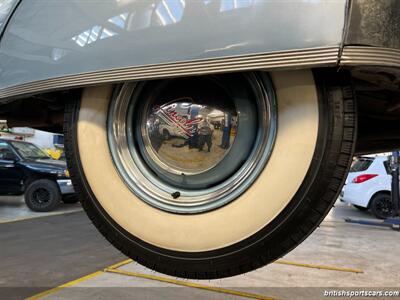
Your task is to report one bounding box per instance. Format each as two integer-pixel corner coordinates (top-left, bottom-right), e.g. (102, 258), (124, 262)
(340, 156), (393, 219)
(158, 123), (183, 140)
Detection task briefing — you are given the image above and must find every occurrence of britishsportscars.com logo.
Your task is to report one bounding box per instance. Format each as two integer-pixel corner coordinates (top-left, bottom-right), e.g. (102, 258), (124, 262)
(324, 289), (400, 298)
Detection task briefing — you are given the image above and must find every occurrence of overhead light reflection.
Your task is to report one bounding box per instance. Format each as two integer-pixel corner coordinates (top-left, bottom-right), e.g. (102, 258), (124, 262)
(220, 0), (255, 12)
(87, 25), (101, 44)
(155, 0), (184, 26)
(108, 12), (129, 29)
(162, 0), (177, 23)
(70, 0), (189, 47)
(101, 28), (118, 39)
(72, 25), (118, 47)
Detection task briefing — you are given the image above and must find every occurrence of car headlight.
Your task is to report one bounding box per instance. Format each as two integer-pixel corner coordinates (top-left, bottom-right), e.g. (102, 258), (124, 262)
(0, 0), (19, 31)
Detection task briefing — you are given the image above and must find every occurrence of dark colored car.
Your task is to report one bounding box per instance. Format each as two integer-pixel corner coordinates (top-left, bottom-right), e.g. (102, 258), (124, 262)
(0, 139), (76, 212)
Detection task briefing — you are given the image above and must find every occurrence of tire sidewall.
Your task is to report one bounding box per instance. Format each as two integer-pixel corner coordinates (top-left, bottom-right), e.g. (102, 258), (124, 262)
(65, 69), (356, 278)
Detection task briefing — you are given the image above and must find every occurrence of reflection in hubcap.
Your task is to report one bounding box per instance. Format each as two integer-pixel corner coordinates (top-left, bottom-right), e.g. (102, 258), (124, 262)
(143, 99), (238, 175)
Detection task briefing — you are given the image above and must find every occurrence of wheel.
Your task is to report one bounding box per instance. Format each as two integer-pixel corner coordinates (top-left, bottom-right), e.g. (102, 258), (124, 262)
(62, 194), (79, 204)
(353, 204), (368, 211)
(64, 69), (356, 279)
(370, 193), (393, 219)
(24, 179), (61, 212)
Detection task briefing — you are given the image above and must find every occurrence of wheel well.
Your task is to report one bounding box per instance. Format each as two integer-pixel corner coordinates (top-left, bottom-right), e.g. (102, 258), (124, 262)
(24, 175), (58, 189)
(0, 88), (82, 134)
(369, 190), (391, 207)
(350, 68), (400, 155)
(0, 67), (399, 153)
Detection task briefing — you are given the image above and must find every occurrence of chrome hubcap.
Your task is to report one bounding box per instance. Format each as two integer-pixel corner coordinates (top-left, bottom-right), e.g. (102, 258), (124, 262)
(143, 95), (238, 175)
(108, 73), (276, 214)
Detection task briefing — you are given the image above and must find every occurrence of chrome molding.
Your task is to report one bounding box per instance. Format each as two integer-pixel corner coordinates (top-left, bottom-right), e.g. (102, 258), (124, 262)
(0, 47), (339, 99)
(340, 46), (400, 68)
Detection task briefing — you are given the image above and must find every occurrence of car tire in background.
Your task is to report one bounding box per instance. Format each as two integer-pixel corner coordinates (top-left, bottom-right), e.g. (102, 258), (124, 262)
(370, 193), (393, 219)
(24, 179), (61, 212)
(64, 69), (356, 279)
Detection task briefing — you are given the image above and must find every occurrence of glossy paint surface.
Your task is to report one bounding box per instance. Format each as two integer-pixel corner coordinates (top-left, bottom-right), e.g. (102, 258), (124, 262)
(0, 0), (346, 91)
(0, 0), (20, 33)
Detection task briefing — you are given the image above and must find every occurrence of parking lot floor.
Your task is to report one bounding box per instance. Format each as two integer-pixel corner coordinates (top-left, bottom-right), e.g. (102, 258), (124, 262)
(20, 201), (400, 300)
(0, 211), (125, 300)
(0, 196), (82, 224)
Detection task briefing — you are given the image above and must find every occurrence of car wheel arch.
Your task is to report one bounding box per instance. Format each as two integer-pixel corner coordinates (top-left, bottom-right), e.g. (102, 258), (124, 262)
(368, 190), (391, 208)
(24, 175), (59, 189)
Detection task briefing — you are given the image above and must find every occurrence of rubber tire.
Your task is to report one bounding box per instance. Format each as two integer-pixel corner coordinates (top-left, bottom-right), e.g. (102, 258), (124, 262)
(64, 69), (356, 279)
(62, 194), (79, 204)
(370, 193), (393, 219)
(353, 205), (369, 211)
(24, 179), (61, 212)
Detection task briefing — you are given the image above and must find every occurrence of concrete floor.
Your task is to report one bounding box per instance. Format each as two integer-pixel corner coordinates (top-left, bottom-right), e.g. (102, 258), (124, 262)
(0, 211), (125, 300)
(158, 130), (228, 170)
(20, 201), (400, 300)
(0, 195), (82, 224)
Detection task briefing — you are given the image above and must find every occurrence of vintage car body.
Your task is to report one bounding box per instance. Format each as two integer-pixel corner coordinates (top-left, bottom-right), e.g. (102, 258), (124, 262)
(0, 0), (397, 96)
(0, 0), (346, 94)
(0, 0), (398, 279)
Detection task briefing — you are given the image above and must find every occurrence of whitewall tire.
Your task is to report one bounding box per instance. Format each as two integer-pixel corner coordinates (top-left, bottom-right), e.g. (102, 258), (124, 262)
(64, 69), (356, 278)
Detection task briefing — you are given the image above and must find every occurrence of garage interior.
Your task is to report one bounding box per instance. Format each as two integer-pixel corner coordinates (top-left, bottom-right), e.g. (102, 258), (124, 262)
(1, 1), (400, 299)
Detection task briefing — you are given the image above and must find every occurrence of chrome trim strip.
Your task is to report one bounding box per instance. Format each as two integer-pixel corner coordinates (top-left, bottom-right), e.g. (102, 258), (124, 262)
(340, 46), (400, 68)
(0, 47), (339, 99)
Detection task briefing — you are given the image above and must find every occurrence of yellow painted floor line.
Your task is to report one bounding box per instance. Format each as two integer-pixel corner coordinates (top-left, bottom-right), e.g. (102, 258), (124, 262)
(26, 270), (103, 300)
(26, 257), (361, 300)
(274, 260), (363, 273)
(26, 257), (131, 300)
(104, 268), (278, 300)
(105, 258), (133, 270)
